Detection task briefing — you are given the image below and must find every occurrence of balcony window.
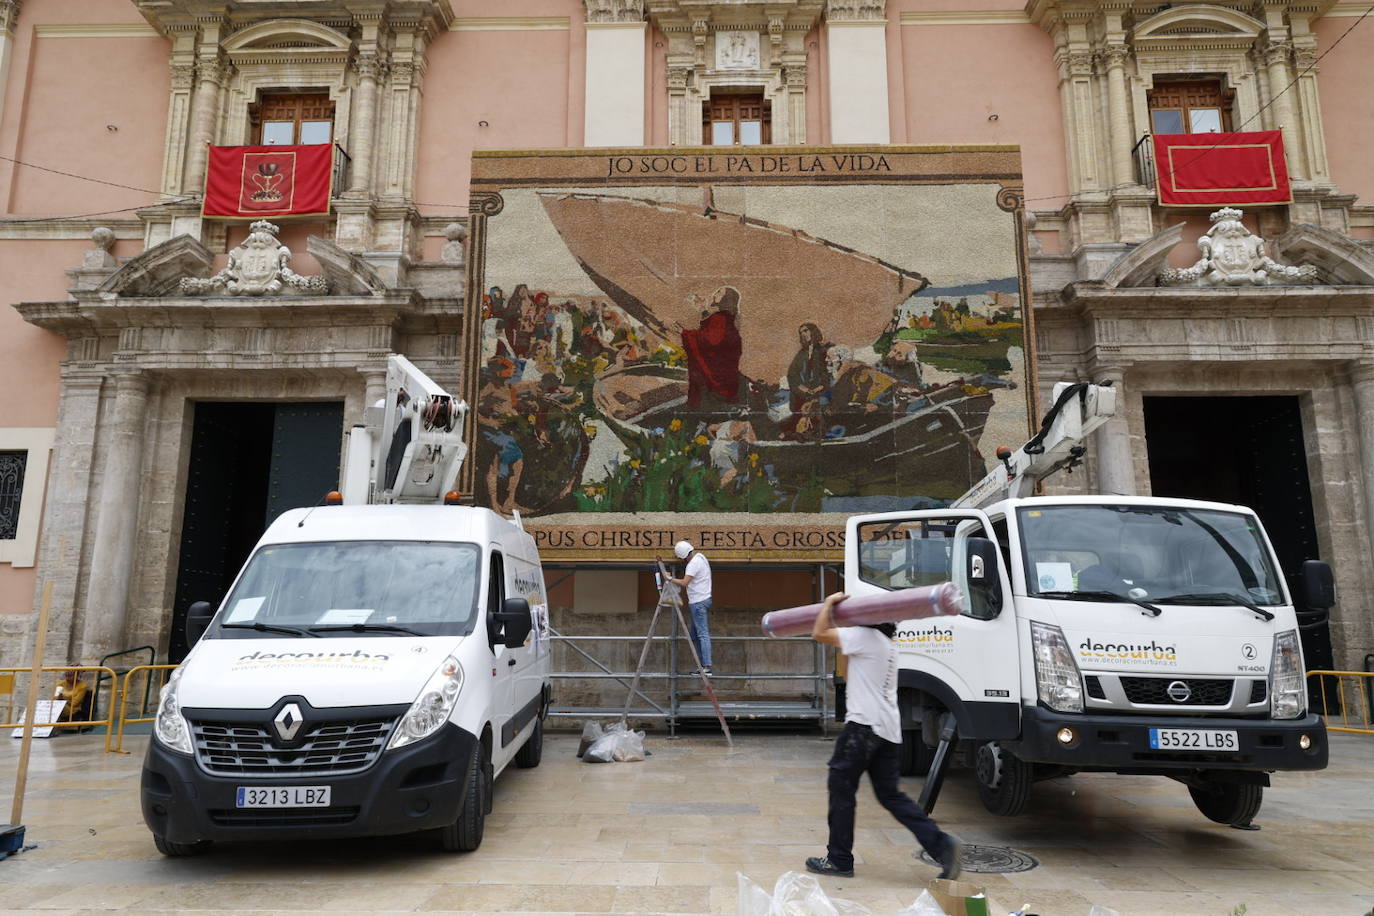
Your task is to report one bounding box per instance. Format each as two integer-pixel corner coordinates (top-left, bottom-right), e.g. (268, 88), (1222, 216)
(1148, 79), (1233, 134)
(703, 92), (771, 146)
(250, 92), (335, 146)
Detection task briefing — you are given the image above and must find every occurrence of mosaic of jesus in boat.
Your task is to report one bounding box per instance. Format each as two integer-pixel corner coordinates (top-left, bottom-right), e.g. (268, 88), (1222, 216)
(474, 184), (1027, 517)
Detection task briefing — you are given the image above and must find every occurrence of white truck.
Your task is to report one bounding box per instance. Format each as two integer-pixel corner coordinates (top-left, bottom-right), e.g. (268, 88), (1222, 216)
(845, 382), (1331, 827)
(142, 356), (551, 855)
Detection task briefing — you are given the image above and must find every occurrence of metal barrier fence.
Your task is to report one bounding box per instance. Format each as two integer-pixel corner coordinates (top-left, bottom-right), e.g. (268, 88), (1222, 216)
(110, 664), (179, 754)
(547, 630), (830, 736)
(1308, 669), (1374, 735)
(94, 645), (155, 723)
(0, 665), (121, 751)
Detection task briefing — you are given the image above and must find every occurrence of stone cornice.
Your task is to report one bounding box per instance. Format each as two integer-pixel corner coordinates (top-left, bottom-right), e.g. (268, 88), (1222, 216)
(33, 23), (160, 39)
(15, 293), (439, 339)
(900, 10), (1031, 25)
(449, 17), (571, 30)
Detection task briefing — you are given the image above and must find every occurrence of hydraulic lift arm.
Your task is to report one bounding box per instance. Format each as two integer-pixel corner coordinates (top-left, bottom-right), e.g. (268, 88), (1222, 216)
(952, 381), (1118, 510)
(340, 355), (469, 505)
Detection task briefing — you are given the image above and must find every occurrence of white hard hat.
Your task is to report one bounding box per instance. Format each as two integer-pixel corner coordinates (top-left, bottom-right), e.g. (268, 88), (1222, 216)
(673, 540), (693, 559)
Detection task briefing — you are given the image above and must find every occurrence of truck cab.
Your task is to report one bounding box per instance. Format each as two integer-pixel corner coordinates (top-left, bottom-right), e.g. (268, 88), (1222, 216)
(843, 387), (1332, 827)
(141, 358), (551, 856)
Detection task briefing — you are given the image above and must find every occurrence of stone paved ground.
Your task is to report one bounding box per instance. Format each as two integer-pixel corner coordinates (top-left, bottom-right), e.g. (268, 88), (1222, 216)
(1, 730), (1372, 915)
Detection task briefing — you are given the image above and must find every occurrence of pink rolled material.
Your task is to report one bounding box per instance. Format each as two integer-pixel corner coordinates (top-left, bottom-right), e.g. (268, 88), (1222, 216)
(760, 582), (963, 638)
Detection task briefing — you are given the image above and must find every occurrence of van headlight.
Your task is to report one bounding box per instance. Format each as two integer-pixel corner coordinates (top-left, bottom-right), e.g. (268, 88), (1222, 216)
(153, 667), (192, 755)
(1269, 630), (1306, 720)
(1031, 621), (1083, 713)
(388, 655), (464, 750)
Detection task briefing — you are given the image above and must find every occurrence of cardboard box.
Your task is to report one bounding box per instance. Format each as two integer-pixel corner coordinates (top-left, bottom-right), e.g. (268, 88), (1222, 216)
(927, 878), (1009, 916)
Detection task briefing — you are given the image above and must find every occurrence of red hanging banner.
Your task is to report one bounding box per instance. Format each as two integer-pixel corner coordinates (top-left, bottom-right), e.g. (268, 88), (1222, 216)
(202, 144), (333, 219)
(1152, 130), (1291, 207)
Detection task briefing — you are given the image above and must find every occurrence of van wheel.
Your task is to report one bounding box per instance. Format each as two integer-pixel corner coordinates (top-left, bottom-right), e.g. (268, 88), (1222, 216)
(974, 741), (1032, 816)
(899, 730), (934, 777)
(153, 835), (211, 857)
(515, 717), (543, 769)
(1189, 782), (1263, 826)
(440, 751), (487, 852)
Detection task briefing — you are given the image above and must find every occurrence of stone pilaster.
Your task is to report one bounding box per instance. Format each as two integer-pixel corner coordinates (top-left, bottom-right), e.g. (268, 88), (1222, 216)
(0, 0), (22, 136)
(1092, 367), (1135, 496)
(80, 372), (150, 664)
(160, 51), (198, 197)
(28, 374), (103, 666)
(1348, 361), (1374, 571)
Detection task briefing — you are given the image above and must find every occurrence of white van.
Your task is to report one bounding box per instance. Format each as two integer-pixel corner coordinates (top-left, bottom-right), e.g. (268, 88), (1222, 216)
(847, 495), (1329, 827)
(140, 502), (551, 856)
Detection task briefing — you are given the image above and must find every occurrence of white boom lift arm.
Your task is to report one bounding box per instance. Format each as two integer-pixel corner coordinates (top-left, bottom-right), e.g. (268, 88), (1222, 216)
(340, 355), (469, 506)
(952, 381), (1118, 510)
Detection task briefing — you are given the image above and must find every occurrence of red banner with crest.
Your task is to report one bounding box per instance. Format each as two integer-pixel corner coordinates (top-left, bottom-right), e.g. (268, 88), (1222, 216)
(1152, 130), (1291, 207)
(203, 144), (333, 218)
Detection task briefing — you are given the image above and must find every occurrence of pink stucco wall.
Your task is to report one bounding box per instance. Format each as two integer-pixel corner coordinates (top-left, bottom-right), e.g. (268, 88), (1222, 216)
(889, 7), (1067, 206)
(1314, 16), (1374, 204)
(0, 1), (169, 216)
(417, 0), (584, 214)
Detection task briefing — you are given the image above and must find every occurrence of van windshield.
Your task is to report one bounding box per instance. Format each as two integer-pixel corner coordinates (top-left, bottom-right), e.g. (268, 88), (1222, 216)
(1017, 504), (1285, 606)
(211, 541), (482, 638)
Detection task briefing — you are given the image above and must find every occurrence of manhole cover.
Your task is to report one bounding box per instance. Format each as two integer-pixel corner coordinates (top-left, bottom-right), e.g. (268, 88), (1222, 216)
(917, 844), (1039, 874)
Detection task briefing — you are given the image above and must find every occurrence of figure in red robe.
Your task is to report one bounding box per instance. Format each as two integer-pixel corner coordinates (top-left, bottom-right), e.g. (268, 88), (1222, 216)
(681, 286), (743, 409)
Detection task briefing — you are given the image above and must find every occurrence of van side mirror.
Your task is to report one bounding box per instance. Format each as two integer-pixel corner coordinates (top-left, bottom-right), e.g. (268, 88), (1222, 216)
(185, 601), (216, 646)
(495, 597), (533, 648)
(965, 537), (1003, 619)
(1300, 560), (1334, 610)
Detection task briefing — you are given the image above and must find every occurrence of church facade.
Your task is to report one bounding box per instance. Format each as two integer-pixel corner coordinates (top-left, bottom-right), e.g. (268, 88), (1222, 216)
(1, 0), (1373, 685)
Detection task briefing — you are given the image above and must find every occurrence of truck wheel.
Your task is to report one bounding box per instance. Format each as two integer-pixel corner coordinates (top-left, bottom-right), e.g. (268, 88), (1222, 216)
(440, 751), (487, 852)
(514, 717), (543, 769)
(1188, 782), (1263, 826)
(899, 729), (934, 777)
(974, 741), (1032, 816)
(153, 835), (211, 857)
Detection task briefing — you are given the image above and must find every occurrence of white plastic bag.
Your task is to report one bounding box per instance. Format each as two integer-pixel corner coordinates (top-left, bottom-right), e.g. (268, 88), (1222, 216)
(612, 725), (646, 762)
(894, 890), (948, 916)
(577, 721), (603, 758)
(735, 871), (875, 916)
(581, 721), (647, 763)
(1087, 908), (1121, 916)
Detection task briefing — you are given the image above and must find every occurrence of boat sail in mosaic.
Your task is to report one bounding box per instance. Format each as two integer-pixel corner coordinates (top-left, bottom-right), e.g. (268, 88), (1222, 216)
(466, 148), (1032, 554)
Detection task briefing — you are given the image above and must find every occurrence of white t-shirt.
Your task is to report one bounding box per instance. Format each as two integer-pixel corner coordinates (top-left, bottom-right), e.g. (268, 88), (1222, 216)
(837, 626), (901, 744)
(684, 552), (712, 605)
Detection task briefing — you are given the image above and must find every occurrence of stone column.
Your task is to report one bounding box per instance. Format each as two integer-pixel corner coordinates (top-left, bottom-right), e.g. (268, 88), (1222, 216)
(183, 58), (225, 195)
(1349, 362), (1374, 556)
(1092, 367), (1135, 496)
(1263, 40), (1304, 180)
(80, 373), (150, 663)
(1102, 45), (1134, 189)
(349, 54), (381, 194)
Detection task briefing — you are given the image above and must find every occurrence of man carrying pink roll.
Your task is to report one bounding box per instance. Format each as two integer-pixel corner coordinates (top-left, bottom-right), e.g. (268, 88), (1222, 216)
(804, 591), (963, 882)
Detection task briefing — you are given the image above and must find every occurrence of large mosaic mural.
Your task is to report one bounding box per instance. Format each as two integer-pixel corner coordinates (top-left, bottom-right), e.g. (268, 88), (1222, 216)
(464, 148), (1033, 560)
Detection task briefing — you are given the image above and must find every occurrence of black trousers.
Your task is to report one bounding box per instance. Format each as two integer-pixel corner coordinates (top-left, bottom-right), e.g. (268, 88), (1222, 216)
(826, 721), (947, 870)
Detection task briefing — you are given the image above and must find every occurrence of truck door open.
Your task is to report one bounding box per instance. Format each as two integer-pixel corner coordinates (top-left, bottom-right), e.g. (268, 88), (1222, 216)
(844, 508), (1021, 746)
